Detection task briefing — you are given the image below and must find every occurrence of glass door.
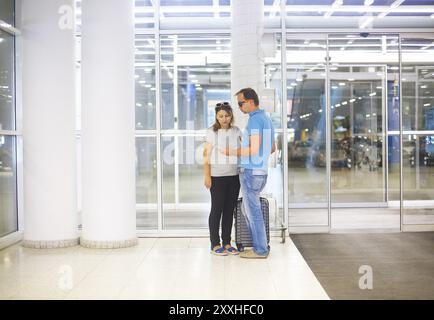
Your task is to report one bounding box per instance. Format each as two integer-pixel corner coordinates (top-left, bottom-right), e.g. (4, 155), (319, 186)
(328, 33), (401, 231)
(286, 35), (329, 231)
(401, 35), (434, 231)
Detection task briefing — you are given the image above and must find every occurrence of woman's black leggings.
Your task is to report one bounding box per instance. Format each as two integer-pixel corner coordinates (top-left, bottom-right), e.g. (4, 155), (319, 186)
(209, 175), (240, 248)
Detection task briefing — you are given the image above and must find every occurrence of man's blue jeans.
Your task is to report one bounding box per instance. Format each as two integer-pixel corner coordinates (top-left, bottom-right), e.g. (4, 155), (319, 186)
(239, 168), (269, 256)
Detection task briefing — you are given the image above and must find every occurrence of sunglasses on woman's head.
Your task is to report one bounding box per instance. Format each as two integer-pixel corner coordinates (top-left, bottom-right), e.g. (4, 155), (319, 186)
(215, 102), (232, 111)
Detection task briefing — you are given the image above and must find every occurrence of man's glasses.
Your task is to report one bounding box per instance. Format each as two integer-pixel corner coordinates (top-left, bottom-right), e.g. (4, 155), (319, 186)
(238, 100), (247, 108)
(215, 101), (232, 111)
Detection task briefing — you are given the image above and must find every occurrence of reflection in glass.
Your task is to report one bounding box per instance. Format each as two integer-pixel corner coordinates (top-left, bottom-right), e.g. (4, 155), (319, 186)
(0, 135), (17, 237)
(327, 33), (400, 230)
(135, 35), (156, 130)
(136, 137), (158, 229)
(162, 135), (210, 229)
(0, 30), (14, 131)
(402, 36), (434, 226)
(0, 0), (14, 26)
(286, 39), (327, 199)
(330, 74), (385, 203)
(265, 33), (282, 129)
(286, 36), (328, 226)
(160, 34), (231, 130)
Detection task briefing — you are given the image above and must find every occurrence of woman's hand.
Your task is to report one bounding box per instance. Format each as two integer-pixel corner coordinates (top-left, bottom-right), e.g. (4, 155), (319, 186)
(204, 176), (212, 189)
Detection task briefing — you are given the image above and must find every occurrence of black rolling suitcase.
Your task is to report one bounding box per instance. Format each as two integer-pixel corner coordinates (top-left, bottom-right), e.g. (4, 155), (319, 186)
(234, 197), (270, 252)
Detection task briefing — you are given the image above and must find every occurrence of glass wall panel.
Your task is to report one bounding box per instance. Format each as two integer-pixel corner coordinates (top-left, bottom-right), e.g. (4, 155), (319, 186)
(264, 33), (284, 229)
(162, 134), (210, 229)
(135, 35), (156, 130)
(402, 36), (434, 226)
(135, 0), (155, 31)
(136, 136), (158, 229)
(0, 0), (14, 26)
(286, 35), (328, 227)
(264, 0), (281, 29)
(160, 34), (231, 130)
(265, 33), (283, 129)
(160, 33), (232, 229)
(0, 135), (17, 237)
(328, 33), (400, 230)
(0, 30), (14, 131)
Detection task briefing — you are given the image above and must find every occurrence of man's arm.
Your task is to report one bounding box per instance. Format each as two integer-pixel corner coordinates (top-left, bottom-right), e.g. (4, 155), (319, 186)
(223, 134), (260, 157)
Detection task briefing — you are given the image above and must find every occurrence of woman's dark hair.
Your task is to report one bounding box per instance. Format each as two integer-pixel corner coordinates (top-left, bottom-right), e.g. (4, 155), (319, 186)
(235, 87), (259, 106)
(212, 102), (234, 132)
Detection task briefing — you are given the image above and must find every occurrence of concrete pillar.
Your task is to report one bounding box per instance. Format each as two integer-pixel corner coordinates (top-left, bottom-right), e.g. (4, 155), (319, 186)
(80, 0), (137, 248)
(21, 0), (78, 248)
(231, 0), (265, 129)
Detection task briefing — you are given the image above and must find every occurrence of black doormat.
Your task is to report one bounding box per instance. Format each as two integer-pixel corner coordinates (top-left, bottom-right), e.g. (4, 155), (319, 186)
(290, 232), (434, 300)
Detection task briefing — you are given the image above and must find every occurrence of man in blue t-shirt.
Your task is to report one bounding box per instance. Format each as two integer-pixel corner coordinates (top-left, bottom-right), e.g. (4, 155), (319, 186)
(222, 87), (276, 258)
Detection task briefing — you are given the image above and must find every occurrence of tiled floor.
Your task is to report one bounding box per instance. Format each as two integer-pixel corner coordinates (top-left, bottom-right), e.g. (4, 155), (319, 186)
(0, 237), (329, 300)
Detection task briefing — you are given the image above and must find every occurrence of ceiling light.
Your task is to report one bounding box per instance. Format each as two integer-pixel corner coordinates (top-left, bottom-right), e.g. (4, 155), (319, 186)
(350, 99), (356, 103)
(424, 103), (431, 107)
(332, 0), (343, 8)
(390, 0), (405, 9)
(364, 0), (374, 5)
(359, 16), (374, 29)
(324, 11), (333, 19)
(339, 82), (345, 86)
(369, 92), (376, 96)
(421, 85), (427, 89)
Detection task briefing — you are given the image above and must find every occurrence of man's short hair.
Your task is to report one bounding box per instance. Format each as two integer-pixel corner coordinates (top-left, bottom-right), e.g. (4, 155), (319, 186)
(235, 87), (259, 106)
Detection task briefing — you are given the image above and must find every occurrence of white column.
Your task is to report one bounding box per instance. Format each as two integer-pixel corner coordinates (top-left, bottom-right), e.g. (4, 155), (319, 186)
(231, 0), (265, 130)
(80, 0), (137, 248)
(21, 0), (78, 248)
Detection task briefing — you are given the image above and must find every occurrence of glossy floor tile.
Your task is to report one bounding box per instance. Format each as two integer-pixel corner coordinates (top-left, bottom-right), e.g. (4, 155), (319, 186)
(0, 237), (329, 300)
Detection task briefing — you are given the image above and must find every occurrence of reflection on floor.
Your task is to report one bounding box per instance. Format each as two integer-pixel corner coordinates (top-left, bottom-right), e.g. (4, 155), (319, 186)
(0, 237), (329, 300)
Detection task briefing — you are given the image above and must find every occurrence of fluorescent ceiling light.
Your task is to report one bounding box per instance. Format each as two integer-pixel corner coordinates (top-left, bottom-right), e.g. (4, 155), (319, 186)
(359, 16), (374, 29)
(324, 11), (333, 18)
(213, 0), (219, 18)
(324, 0), (342, 18)
(378, 0), (405, 18)
(364, 0), (374, 5)
(390, 0), (405, 9)
(332, 0), (343, 8)
(269, 0), (281, 18)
